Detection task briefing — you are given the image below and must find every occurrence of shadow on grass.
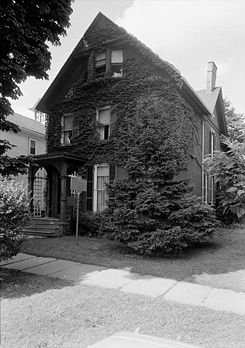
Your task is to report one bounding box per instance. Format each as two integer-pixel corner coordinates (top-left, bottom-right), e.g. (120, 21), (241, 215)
(21, 227), (245, 282)
(0, 268), (75, 300)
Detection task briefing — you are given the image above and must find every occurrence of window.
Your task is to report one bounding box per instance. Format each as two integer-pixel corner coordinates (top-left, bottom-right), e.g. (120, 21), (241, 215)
(61, 114), (73, 145)
(210, 130), (216, 156)
(29, 139), (36, 155)
(111, 49), (123, 77)
(203, 129), (216, 204)
(93, 164), (109, 212)
(96, 107), (110, 140)
(94, 49), (123, 77)
(95, 51), (106, 74)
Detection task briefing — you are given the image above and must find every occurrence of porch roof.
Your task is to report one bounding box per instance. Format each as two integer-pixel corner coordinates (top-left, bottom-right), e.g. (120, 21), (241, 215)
(33, 152), (82, 165)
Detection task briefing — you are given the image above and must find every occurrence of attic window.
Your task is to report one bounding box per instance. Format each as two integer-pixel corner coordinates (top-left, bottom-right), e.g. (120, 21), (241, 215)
(95, 52), (106, 74)
(111, 49), (123, 77)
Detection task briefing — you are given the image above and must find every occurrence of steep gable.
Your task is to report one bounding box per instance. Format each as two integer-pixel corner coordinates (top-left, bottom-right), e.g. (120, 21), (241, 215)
(196, 87), (227, 135)
(37, 12), (183, 114)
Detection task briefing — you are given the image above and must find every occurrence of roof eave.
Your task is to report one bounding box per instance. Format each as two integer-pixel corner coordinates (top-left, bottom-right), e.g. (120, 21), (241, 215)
(182, 78), (212, 117)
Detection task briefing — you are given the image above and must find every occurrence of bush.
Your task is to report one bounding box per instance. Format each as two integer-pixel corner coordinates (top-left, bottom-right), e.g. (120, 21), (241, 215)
(106, 191), (218, 256)
(204, 139), (245, 224)
(78, 211), (110, 237)
(0, 179), (30, 261)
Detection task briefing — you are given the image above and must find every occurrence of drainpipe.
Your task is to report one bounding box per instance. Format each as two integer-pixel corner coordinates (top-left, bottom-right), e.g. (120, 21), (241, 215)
(201, 120), (205, 202)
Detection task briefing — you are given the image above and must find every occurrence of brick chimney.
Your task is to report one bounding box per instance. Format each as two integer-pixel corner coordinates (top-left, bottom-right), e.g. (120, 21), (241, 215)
(206, 61), (217, 93)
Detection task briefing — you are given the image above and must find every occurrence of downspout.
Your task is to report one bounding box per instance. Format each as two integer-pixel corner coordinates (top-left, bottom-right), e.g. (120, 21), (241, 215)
(201, 120), (205, 202)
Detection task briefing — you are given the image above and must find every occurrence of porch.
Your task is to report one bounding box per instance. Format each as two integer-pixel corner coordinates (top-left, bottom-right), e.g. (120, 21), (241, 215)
(28, 152), (83, 235)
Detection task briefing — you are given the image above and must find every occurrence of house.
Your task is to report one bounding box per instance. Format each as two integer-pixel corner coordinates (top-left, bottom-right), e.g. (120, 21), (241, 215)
(29, 99), (46, 125)
(31, 12), (227, 233)
(0, 113), (46, 215)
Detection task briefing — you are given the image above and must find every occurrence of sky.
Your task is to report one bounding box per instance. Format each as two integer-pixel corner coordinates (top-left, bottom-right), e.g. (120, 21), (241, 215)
(12, 0), (245, 118)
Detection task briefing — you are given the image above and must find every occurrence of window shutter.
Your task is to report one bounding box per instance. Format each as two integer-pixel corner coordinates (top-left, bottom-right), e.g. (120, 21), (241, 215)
(87, 166), (93, 211)
(209, 130), (212, 154)
(73, 114), (79, 137)
(109, 164), (116, 184)
(213, 133), (217, 151)
(60, 116), (64, 144)
(110, 105), (117, 134)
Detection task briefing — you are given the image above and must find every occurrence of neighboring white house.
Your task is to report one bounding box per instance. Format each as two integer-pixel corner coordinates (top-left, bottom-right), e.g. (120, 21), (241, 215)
(0, 113), (47, 216)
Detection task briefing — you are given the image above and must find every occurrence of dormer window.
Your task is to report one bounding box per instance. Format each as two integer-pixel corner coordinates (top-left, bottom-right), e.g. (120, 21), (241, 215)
(96, 107), (110, 140)
(95, 51), (106, 74)
(111, 49), (123, 77)
(61, 114), (73, 145)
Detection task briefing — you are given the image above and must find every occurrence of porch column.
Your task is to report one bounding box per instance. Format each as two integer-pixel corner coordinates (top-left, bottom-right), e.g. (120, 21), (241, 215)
(60, 175), (67, 220)
(28, 164), (38, 215)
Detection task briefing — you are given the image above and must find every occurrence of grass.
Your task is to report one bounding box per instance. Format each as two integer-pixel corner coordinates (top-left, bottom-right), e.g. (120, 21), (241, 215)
(1, 267), (245, 348)
(21, 226), (245, 292)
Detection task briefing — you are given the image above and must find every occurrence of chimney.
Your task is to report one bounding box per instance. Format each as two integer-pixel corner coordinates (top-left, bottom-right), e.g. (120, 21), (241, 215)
(206, 61), (217, 93)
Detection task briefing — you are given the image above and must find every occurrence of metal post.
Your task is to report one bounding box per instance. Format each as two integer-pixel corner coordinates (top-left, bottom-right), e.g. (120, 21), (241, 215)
(76, 193), (80, 245)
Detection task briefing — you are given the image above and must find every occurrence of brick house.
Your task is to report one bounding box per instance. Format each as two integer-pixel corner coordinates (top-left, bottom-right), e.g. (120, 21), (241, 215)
(31, 13), (227, 232)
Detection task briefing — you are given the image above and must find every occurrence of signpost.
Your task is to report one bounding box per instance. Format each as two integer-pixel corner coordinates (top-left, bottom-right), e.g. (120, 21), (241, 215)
(70, 175), (87, 244)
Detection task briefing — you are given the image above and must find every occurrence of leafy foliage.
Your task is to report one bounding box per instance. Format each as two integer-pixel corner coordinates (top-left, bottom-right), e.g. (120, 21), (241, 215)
(0, 178), (30, 261)
(224, 99), (245, 143)
(204, 99), (245, 224)
(204, 138), (245, 223)
(0, 0), (72, 176)
(102, 94), (218, 256)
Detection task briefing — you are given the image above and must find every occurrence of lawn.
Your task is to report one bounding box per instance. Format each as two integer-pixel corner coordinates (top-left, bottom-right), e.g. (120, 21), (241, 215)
(21, 226), (245, 292)
(1, 267), (245, 348)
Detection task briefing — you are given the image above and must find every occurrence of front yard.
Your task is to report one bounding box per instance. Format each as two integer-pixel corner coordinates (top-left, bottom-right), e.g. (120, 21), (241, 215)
(1, 267), (245, 348)
(21, 226), (245, 292)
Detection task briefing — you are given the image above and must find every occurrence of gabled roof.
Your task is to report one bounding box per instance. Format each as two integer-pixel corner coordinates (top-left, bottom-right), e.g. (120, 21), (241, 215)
(37, 12), (211, 119)
(196, 87), (228, 135)
(196, 87), (221, 114)
(7, 113), (45, 135)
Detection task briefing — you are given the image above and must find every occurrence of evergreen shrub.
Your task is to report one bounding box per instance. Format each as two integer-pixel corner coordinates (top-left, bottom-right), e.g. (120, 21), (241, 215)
(0, 179), (30, 261)
(104, 94), (219, 256)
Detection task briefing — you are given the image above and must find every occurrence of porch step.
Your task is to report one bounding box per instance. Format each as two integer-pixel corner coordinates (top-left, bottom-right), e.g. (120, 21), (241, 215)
(22, 218), (63, 237)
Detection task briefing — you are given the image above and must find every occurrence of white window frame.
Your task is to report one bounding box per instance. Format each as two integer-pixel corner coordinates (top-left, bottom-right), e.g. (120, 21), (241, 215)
(29, 138), (36, 155)
(93, 164), (109, 212)
(210, 129), (215, 157)
(96, 106), (111, 140)
(111, 49), (123, 77)
(61, 113), (73, 145)
(202, 128), (216, 204)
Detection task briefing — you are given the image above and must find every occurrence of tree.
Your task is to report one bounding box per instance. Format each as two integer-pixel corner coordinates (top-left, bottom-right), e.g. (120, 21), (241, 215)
(204, 100), (245, 223)
(0, 0), (72, 176)
(224, 99), (245, 143)
(105, 94), (218, 256)
(0, 178), (30, 261)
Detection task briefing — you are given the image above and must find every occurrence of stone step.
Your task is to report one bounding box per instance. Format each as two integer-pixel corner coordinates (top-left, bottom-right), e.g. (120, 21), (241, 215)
(29, 223), (60, 230)
(31, 218), (61, 225)
(22, 228), (61, 237)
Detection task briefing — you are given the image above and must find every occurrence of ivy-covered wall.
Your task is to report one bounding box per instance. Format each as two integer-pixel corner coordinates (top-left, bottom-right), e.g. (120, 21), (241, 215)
(45, 26), (204, 197)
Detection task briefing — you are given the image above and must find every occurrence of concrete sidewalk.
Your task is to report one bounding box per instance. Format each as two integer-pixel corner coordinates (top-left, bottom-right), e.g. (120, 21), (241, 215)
(1, 253), (245, 316)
